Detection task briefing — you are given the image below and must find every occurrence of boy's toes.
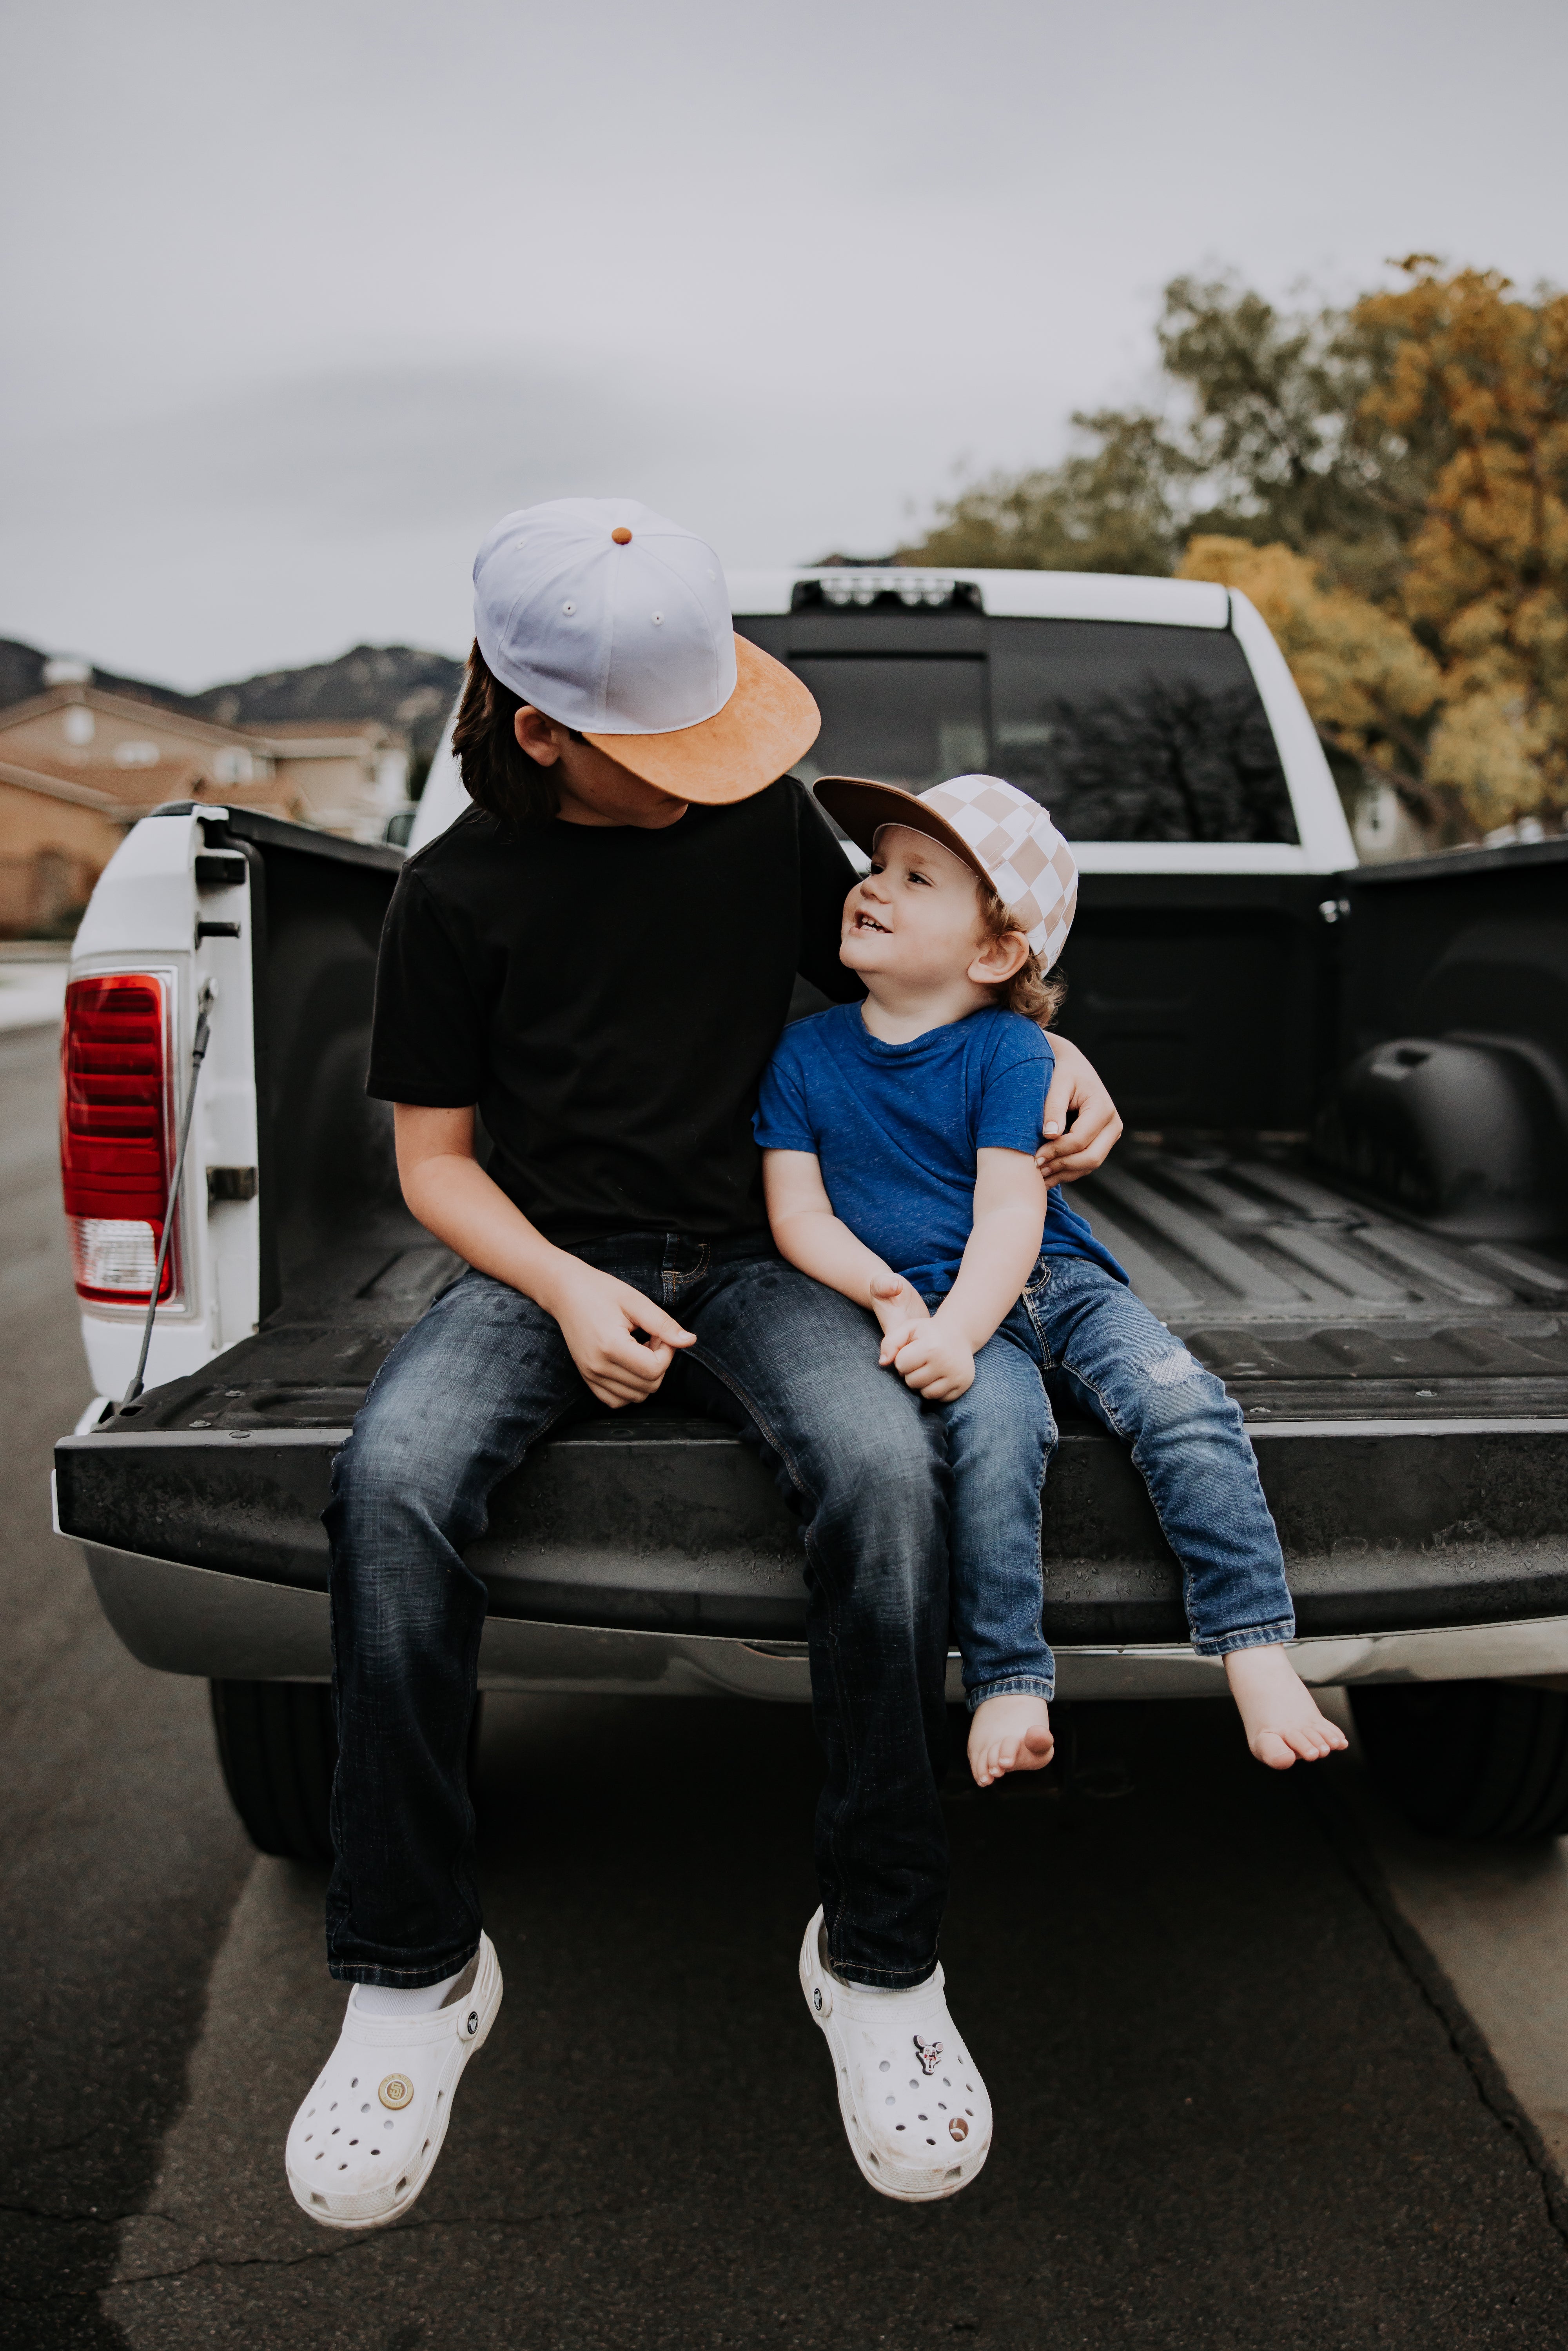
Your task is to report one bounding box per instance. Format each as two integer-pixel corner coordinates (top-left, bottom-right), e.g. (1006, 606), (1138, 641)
(1292, 1719), (1347, 1761)
(1250, 1727), (1298, 1770)
(969, 1697), (1053, 1786)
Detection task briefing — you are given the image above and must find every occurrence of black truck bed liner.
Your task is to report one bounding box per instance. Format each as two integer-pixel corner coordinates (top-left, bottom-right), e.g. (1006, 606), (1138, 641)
(55, 1142), (1568, 1649)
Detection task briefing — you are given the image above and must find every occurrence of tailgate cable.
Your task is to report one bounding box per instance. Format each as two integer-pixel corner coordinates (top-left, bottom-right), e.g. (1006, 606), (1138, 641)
(122, 979), (217, 1409)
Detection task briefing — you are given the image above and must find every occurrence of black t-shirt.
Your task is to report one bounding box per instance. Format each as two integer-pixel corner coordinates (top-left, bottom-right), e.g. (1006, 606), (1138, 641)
(366, 780), (862, 1243)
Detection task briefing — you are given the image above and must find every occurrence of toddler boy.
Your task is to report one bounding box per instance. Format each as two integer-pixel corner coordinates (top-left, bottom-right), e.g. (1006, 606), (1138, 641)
(756, 771), (1348, 1785)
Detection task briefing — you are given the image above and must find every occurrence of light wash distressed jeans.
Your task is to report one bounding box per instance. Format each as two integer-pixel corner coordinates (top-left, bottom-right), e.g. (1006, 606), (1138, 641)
(938, 1252), (1296, 1709)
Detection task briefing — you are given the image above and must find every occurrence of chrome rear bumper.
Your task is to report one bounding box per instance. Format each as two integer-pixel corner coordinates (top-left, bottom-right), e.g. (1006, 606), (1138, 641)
(77, 1540), (1568, 1702)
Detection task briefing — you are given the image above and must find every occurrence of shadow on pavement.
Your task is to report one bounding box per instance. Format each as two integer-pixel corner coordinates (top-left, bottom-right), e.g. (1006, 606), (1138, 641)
(102, 1692), (1568, 2347)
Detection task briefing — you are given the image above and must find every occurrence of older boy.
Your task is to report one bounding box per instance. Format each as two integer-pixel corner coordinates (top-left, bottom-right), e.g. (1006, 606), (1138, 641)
(286, 500), (1123, 2229)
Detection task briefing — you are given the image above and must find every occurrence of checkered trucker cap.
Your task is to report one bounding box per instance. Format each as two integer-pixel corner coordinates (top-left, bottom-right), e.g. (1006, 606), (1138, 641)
(812, 772), (1078, 968)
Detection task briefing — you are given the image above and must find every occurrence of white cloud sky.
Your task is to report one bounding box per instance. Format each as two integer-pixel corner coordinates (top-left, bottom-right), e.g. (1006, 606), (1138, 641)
(2, 0), (1564, 687)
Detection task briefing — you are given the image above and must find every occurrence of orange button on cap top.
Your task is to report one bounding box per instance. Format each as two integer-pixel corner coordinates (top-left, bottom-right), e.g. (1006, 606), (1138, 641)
(610, 527), (633, 544)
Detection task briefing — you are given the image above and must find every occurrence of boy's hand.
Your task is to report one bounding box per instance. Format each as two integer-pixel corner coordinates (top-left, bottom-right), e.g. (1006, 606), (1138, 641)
(870, 1271), (933, 1374)
(1034, 1034), (1123, 1186)
(868, 1270), (931, 1339)
(544, 1262), (695, 1410)
(882, 1320), (976, 1402)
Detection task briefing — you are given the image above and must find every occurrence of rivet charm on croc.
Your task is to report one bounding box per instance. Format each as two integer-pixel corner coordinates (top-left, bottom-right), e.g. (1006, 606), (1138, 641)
(286, 1933), (502, 2231)
(798, 1907), (992, 2202)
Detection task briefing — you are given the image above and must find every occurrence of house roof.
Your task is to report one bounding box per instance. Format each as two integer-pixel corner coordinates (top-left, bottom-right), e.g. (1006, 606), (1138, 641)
(252, 716), (394, 747)
(0, 683), (397, 763)
(0, 682), (261, 754)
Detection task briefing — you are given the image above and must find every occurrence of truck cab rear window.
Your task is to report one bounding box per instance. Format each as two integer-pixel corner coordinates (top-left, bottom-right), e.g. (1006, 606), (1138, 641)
(769, 618), (1298, 845)
(989, 619), (1297, 844)
(789, 656), (987, 795)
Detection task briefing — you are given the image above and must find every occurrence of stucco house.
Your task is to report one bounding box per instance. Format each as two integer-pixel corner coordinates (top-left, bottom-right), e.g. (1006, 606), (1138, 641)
(0, 672), (408, 934)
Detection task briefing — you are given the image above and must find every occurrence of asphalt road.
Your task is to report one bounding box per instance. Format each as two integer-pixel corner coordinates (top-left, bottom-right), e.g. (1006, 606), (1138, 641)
(5, 1017), (1568, 2349)
(0, 1021), (253, 2349)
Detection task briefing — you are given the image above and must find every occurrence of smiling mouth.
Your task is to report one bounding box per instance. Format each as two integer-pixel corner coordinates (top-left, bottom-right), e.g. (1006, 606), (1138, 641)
(854, 910), (890, 934)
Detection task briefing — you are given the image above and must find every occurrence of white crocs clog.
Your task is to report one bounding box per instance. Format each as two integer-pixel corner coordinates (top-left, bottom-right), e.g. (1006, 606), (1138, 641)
(799, 1907), (991, 2202)
(286, 1934), (503, 2230)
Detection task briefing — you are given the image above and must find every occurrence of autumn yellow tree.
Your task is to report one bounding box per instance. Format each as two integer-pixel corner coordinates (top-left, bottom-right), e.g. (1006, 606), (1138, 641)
(1176, 536), (1443, 803)
(1357, 263), (1568, 831)
(907, 260), (1568, 841)
(1183, 266), (1568, 839)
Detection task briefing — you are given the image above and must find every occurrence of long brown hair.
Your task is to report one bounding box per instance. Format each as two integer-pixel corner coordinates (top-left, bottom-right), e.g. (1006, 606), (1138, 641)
(451, 643), (581, 828)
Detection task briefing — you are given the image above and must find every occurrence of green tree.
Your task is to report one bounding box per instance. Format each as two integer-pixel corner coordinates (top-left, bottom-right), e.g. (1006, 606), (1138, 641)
(1156, 275), (1426, 601)
(901, 274), (1397, 580)
(898, 410), (1186, 576)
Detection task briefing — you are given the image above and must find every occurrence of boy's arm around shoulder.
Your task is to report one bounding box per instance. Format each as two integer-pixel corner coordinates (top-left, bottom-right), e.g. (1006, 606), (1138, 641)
(1035, 1032), (1124, 1186)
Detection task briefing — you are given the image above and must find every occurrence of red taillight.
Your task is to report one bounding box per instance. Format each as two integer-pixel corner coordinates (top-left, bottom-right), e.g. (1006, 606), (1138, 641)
(60, 973), (180, 1304)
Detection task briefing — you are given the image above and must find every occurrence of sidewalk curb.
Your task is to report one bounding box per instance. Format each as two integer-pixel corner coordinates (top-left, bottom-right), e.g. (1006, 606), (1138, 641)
(1304, 1769), (1568, 2246)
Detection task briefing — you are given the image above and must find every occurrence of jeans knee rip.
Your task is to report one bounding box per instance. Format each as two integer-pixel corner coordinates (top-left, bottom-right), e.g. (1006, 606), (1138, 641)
(1144, 1348), (1203, 1391)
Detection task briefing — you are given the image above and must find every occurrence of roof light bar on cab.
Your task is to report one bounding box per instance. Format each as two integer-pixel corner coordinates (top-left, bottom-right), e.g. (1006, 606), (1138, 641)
(812, 571), (962, 609)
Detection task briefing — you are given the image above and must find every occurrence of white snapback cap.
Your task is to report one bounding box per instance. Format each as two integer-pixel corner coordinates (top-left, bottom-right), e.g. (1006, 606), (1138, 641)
(472, 497), (819, 804)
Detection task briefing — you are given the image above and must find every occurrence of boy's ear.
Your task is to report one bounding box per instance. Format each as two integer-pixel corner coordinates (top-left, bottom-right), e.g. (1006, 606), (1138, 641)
(515, 705), (564, 765)
(968, 928), (1030, 987)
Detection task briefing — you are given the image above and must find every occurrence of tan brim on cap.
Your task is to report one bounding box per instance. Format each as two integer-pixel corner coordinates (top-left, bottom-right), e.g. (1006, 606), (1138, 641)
(583, 634), (820, 805)
(812, 775), (997, 893)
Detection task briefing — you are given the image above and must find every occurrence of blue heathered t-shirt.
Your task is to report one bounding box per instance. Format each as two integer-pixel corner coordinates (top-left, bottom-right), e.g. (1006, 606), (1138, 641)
(753, 1002), (1127, 1298)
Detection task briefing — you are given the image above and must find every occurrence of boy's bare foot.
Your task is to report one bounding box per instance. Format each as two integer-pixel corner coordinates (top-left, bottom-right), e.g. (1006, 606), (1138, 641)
(1224, 1645), (1349, 1770)
(968, 1694), (1054, 1787)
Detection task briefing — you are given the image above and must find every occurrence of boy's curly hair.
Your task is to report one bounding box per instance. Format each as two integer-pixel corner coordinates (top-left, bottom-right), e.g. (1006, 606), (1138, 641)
(976, 881), (1067, 1029)
(451, 642), (583, 829)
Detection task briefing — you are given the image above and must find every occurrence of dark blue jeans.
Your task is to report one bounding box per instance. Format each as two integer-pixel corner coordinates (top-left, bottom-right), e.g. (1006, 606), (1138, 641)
(323, 1235), (951, 1992)
(940, 1254), (1296, 1708)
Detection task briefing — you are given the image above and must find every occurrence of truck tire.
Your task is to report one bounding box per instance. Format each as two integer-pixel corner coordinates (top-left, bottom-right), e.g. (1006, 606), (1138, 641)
(210, 1681), (337, 1862)
(209, 1684), (486, 1864)
(1350, 1680), (1568, 1840)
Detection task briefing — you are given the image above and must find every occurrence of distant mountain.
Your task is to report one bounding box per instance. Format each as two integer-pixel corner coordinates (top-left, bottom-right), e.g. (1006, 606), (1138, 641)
(0, 637), (465, 774)
(0, 638), (46, 708)
(197, 644), (464, 764)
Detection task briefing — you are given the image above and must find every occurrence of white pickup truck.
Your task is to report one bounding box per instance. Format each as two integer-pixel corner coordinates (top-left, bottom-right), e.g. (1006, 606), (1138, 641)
(53, 566), (1568, 1857)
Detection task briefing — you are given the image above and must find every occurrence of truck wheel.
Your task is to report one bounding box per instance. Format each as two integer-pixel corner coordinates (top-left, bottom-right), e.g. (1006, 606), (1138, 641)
(1350, 1681), (1568, 1840)
(209, 1683), (486, 1863)
(210, 1681), (337, 1862)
